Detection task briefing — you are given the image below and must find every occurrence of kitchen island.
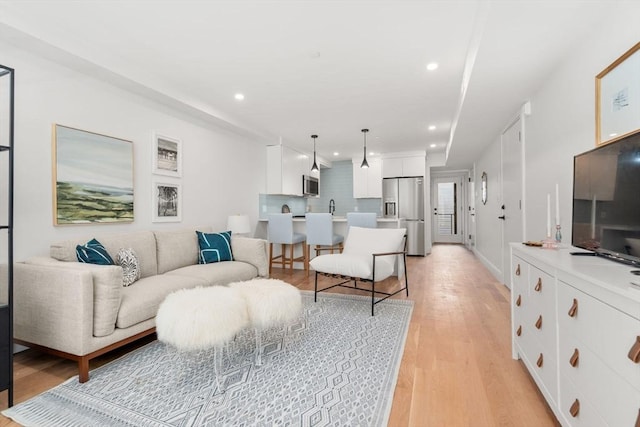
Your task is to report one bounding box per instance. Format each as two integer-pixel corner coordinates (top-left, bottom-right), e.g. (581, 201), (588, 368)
(255, 215), (407, 271)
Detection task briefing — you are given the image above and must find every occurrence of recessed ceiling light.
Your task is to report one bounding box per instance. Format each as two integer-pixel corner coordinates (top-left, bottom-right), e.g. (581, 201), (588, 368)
(234, 93), (245, 101)
(430, 143), (437, 148)
(428, 125), (436, 131)
(369, 151), (375, 156)
(333, 152), (339, 156)
(426, 62), (438, 71)
(609, 132), (618, 137)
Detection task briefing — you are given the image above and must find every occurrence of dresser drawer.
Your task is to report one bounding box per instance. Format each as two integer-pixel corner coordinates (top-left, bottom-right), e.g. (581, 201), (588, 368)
(559, 374), (607, 427)
(598, 304), (640, 392)
(526, 334), (558, 405)
(559, 280), (640, 391)
(559, 334), (640, 426)
(557, 281), (603, 353)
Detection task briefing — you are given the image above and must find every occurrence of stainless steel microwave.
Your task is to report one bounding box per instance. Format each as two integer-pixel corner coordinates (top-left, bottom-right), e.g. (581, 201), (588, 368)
(302, 175), (319, 196)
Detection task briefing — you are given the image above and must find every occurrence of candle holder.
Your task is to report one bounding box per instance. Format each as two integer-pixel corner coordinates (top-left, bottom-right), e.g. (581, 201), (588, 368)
(555, 225), (562, 243)
(542, 236), (558, 249)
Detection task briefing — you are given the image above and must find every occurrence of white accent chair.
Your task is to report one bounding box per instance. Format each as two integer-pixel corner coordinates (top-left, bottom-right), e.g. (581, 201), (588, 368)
(309, 226), (408, 315)
(267, 213), (308, 274)
(305, 213), (344, 259)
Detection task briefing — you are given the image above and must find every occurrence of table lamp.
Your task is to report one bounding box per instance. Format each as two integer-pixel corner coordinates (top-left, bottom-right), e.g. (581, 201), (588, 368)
(227, 214), (251, 236)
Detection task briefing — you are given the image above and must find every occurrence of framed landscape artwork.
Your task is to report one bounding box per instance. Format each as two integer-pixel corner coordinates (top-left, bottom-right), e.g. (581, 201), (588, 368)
(52, 124), (134, 225)
(152, 132), (182, 177)
(152, 181), (182, 222)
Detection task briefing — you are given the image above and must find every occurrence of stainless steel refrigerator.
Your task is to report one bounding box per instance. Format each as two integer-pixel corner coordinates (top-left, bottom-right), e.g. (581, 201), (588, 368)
(383, 177), (425, 255)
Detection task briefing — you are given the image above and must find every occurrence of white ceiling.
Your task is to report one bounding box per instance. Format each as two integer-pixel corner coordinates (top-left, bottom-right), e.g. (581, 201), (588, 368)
(0, 1), (616, 169)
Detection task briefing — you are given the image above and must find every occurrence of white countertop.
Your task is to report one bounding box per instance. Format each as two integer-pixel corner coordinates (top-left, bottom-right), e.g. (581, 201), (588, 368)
(258, 216), (401, 223)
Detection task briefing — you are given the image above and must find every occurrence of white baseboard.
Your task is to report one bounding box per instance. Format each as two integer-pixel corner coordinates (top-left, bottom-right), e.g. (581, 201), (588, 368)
(471, 248), (505, 285)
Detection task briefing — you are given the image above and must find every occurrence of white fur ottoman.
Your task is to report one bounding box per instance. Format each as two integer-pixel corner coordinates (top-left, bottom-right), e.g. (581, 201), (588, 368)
(156, 286), (249, 390)
(228, 278), (302, 365)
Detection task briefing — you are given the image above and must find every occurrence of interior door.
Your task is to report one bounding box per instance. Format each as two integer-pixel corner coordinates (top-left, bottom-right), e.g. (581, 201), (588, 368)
(501, 118), (524, 289)
(432, 175), (464, 244)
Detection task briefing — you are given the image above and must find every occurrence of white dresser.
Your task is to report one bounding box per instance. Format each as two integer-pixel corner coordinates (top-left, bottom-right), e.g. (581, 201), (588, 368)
(511, 244), (640, 427)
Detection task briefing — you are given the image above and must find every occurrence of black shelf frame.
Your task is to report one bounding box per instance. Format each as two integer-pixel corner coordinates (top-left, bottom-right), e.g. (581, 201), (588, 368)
(0, 63), (14, 407)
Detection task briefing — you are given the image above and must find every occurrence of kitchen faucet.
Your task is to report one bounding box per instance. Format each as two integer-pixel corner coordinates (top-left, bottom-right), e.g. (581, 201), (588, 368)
(329, 199), (335, 215)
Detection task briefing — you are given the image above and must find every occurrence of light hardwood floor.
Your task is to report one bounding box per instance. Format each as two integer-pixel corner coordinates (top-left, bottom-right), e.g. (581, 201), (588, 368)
(0, 244), (559, 426)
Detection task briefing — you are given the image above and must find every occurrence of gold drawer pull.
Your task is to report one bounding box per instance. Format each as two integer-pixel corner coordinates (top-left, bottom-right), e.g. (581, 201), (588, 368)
(536, 353), (544, 367)
(516, 325), (522, 337)
(568, 298), (578, 318)
(629, 336), (640, 364)
(515, 264), (521, 276)
(570, 348), (580, 367)
(534, 278), (542, 292)
(516, 295), (521, 307)
(569, 399), (580, 417)
(535, 315), (543, 329)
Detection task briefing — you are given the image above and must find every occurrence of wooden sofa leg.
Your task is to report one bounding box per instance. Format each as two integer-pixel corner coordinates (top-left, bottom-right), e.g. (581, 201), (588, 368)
(78, 356), (90, 383)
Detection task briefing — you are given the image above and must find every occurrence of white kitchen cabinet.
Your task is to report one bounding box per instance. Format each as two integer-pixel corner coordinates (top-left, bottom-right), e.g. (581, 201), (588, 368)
(267, 145), (315, 196)
(511, 244), (640, 427)
(381, 155), (425, 178)
(352, 158), (382, 198)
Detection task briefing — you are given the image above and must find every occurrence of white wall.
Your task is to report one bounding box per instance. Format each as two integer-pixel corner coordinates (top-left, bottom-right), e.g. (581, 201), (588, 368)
(471, 2), (640, 280)
(1, 40), (267, 262)
(523, 2), (640, 241)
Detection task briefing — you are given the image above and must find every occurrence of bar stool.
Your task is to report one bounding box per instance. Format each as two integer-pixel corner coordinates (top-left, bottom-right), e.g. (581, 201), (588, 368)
(346, 212), (377, 236)
(267, 213), (308, 275)
(305, 213), (344, 258)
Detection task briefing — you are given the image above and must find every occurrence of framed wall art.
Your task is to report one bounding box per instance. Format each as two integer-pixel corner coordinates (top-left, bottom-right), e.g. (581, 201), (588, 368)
(152, 181), (182, 222)
(596, 42), (640, 146)
(152, 132), (182, 177)
(52, 124), (134, 225)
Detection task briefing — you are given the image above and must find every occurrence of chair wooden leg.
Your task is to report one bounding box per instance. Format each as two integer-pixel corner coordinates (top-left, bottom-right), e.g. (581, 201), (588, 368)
(269, 243), (274, 275)
(289, 243), (294, 269)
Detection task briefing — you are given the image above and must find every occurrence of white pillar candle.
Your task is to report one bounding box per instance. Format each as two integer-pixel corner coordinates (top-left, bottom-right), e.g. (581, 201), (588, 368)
(555, 183), (560, 226)
(547, 193), (551, 237)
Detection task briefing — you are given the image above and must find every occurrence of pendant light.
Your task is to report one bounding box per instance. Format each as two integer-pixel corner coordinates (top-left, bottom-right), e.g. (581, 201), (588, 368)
(311, 134), (319, 172)
(360, 128), (370, 169)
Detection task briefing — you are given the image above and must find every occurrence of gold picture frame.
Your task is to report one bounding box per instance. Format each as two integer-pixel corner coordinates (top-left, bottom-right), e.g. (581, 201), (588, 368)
(595, 42), (640, 146)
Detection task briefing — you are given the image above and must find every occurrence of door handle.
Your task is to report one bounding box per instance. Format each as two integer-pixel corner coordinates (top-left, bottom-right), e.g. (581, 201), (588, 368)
(498, 215), (505, 220)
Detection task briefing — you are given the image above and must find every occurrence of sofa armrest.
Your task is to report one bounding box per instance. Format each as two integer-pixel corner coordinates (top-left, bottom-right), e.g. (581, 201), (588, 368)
(21, 258), (123, 338)
(0, 263), (97, 356)
(232, 237), (269, 277)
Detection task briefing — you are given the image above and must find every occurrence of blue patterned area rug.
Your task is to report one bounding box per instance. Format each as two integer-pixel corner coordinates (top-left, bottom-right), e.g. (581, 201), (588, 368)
(3, 291), (413, 427)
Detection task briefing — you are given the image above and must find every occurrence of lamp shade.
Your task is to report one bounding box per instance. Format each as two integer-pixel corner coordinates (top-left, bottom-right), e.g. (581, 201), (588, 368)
(227, 214), (251, 234)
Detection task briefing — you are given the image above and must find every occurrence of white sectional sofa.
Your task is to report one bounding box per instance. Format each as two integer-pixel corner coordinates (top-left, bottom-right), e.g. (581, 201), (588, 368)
(1, 227), (268, 382)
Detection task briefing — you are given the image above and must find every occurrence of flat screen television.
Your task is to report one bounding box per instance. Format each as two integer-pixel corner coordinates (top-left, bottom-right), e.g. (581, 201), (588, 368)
(572, 130), (640, 266)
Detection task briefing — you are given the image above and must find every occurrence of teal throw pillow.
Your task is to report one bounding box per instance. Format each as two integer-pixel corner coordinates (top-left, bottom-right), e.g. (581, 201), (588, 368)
(76, 238), (114, 265)
(197, 231), (233, 264)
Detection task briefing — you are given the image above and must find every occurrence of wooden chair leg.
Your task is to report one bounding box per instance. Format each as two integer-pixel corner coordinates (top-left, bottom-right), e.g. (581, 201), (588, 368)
(269, 243), (274, 275)
(289, 243), (294, 269)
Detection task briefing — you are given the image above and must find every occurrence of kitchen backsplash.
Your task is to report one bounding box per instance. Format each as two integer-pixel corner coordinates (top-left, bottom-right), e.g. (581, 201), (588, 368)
(259, 160), (382, 218)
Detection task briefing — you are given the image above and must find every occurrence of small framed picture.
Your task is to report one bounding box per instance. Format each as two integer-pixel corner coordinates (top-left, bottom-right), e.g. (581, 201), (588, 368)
(152, 181), (182, 222)
(152, 132), (182, 177)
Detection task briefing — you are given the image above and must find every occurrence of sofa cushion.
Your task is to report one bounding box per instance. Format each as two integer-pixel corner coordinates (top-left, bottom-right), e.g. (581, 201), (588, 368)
(309, 253), (395, 281)
(23, 257), (122, 337)
(116, 248), (140, 287)
(231, 237), (269, 277)
(76, 238), (114, 265)
(166, 261), (258, 286)
(155, 227), (212, 274)
(51, 231), (158, 279)
(197, 230), (233, 264)
(116, 274), (208, 329)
